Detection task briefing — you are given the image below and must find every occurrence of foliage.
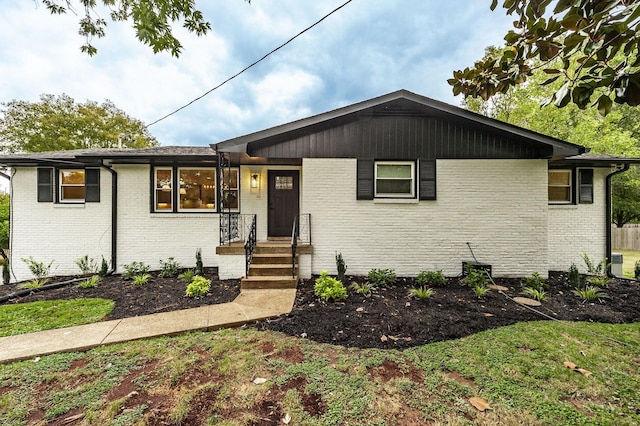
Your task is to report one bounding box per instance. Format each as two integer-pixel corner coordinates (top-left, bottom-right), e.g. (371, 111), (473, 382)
(74, 255), (99, 276)
(450, 1), (640, 112)
(122, 261), (150, 280)
(0, 94), (157, 153)
(0, 298), (114, 337)
(416, 270), (447, 287)
(573, 285), (608, 301)
(3, 258), (9, 285)
(20, 278), (48, 289)
(0, 193), (9, 255)
(132, 274), (151, 286)
(335, 252), (347, 283)
(178, 269), (195, 282)
(409, 286), (434, 299)
(350, 281), (373, 296)
(462, 264), (490, 288)
(635, 260), (640, 280)
(473, 285), (490, 298)
(612, 168), (640, 227)
(185, 276), (211, 297)
(568, 263), (581, 287)
(582, 252), (610, 287)
(21, 256), (54, 280)
(38, 0), (244, 57)
(367, 268), (397, 287)
(79, 275), (100, 289)
(159, 257), (181, 278)
(314, 271), (347, 302)
(521, 286), (546, 302)
(98, 257), (109, 277)
(522, 272), (549, 292)
(195, 248), (203, 276)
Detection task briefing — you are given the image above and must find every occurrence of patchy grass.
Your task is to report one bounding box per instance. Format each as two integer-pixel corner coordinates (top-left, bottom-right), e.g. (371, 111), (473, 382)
(0, 322), (638, 425)
(615, 249), (640, 278)
(0, 299), (114, 337)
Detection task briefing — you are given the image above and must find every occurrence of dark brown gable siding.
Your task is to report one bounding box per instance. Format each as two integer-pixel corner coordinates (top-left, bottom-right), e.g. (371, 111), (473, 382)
(248, 116), (547, 160)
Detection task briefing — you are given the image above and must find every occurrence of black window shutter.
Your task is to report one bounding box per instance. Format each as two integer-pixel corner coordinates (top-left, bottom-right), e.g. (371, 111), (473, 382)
(419, 159), (436, 200)
(579, 169), (593, 204)
(37, 168), (54, 202)
(85, 168), (100, 202)
(356, 159), (374, 200)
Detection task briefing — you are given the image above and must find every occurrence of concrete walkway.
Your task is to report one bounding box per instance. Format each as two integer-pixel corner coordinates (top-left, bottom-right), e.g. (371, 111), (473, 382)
(0, 289), (296, 364)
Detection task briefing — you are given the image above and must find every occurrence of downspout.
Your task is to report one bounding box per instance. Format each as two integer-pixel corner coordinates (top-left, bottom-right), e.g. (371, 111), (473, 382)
(606, 163), (630, 278)
(101, 161), (118, 275)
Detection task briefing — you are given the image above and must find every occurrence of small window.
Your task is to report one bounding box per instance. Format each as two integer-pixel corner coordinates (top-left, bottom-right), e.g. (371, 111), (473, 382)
(60, 170), (85, 202)
(221, 168), (239, 210)
(579, 169), (593, 204)
(548, 170), (572, 204)
(179, 168), (216, 211)
(154, 168), (173, 211)
(375, 161), (415, 198)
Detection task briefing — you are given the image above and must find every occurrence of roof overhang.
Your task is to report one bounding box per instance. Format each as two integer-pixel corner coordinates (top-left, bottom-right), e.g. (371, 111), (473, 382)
(552, 153), (640, 168)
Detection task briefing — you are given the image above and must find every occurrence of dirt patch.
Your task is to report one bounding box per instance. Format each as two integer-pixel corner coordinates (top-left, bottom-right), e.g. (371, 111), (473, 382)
(255, 273), (640, 349)
(446, 371), (477, 388)
(368, 359), (423, 383)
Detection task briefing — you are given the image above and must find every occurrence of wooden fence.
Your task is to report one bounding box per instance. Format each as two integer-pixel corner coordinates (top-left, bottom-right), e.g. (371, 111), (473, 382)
(612, 224), (640, 250)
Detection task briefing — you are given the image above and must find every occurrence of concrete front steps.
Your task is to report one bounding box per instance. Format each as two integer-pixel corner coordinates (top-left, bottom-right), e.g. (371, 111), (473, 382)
(241, 242), (298, 290)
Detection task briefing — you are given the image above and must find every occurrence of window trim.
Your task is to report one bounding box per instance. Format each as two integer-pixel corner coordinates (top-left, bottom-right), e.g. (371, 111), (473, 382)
(548, 169), (573, 205)
(59, 169), (86, 203)
(220, 168), (240, 212)
(374, 160), (416, 199)
(153, 167), (174, 212)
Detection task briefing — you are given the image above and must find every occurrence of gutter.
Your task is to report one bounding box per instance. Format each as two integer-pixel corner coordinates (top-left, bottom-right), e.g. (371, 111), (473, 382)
(606, 163), (630, 278)
(101, 161), (118, 275)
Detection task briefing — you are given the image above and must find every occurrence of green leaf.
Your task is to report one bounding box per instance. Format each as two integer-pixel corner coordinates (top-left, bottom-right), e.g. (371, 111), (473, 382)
(596, 94), (613, 116)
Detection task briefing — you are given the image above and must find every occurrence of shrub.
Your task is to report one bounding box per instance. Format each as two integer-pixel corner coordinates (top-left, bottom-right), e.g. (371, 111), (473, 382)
(314, 271), (347, 302)
(20, 278), (48, 289)
(195, 248), (204, 276)
(185, 276), (211, 297)
(159, 257), (181, 278)
(132, 274), (151, 286)
(410, 286), (434, 299)
(463, 264), (489, 288)
(178, 269), (195, 282)
(582, 252), (609, 276)
(635, 260), (640, 280)
(367, 268), (396, 287)
(522, 272), (549, 292)
(122, 261), (150, 280)
(351, 281), (373, 296)
(98, 257), (109, 277)
(474, 285), (489, 297)
(568, 263), (581, 287)
(521, 286), (546, 301)
(335, 252), (347, 283)
(3, 258), (9, 285)
(79, 275), (100, 289)
(573, 285), (608, 301)
(416, 270), (446, 287)
(74, 255), (99, 276)
(21, 256), (54, 280)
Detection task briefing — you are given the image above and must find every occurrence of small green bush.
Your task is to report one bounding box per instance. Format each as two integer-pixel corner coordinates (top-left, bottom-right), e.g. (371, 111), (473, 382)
(74, 255), (99, 276)
(185, 276), (211, 297)
(635, 260), (640, 280)
(195, 248), (204, 276)
(410, 286), (434, 299)
(21, 256), (54, 280)
(122, 261), (150, 280)
(474, 285), (489, 297)
(79, 275), (100, 289)
(367, 268), (396, 287)
(463, 264), (489, 288)
(178, 269), (195, 282)
(351, 281), (373, 296)
(573, 285), (608, 301)
(522, 272), (549, 292)
(20, 278), (48, 289)
(521, 286), (546, 301)
(336, 252), (347, 283)
(98, 257), (109, 277)
(3, 258), (10, 285)
(132, 274), (151, 286)
(159, 257), (181, 278)
(314, 271), (347, 302)
(568, 263), (581, 287)
(416, 270), (446, 287)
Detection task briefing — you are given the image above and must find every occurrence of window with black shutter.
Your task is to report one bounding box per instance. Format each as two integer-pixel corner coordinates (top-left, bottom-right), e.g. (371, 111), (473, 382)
(85, 168), (100, 202)
(37, 168), (54, 202)
(418, 159), (436, 200)
(579, 169), (593, 204)
(356, 159), (374, 200)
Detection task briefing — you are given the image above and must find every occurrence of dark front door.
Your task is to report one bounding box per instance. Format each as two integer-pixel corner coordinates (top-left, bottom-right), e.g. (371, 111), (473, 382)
(268, 170), (300, 237)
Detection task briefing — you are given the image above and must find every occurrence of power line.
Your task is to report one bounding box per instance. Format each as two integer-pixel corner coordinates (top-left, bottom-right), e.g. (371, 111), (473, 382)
(147, 0), (354, 128)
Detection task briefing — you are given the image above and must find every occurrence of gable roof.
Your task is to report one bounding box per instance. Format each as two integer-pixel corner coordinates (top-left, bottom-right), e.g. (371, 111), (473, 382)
(214, 89), (587, 159)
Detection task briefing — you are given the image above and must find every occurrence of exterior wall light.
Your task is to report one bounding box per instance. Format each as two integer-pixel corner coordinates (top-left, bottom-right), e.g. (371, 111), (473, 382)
(251, 173), (260, 188)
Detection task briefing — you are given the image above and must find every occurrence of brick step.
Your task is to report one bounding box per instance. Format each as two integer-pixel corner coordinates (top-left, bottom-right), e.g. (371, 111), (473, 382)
(251, 253), (295, 264)
(241, 276), (298, 290)
(248, 264), (294, 276)
(254, 244), (293, 255)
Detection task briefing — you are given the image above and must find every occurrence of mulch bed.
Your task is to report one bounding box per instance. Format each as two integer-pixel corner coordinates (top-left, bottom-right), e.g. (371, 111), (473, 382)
(0, 270), (638, 350)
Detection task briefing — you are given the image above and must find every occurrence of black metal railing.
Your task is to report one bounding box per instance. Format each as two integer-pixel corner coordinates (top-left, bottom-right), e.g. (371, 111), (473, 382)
(244, 215), (257, 277)
(219, 213), (255, 246)
(291, 214), (311, 278)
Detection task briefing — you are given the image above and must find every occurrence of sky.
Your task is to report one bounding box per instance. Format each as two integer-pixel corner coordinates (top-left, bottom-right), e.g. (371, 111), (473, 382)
(0, 1), (517, 147)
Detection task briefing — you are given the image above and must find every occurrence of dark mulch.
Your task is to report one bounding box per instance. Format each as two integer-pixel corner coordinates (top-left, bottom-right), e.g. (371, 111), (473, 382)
(254, 272), (640, 349)
(0, 268), (241, 320)
(1, 270), (638, 350)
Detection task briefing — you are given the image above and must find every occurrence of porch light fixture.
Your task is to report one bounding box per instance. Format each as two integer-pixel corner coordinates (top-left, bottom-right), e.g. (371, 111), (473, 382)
(251, 173), (260, 188)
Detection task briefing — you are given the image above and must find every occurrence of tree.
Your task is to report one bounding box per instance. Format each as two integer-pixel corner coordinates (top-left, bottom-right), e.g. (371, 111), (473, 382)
(450, 1), (640, 114)
(0, 94), (158, 153)
(41, 0), (250, 56)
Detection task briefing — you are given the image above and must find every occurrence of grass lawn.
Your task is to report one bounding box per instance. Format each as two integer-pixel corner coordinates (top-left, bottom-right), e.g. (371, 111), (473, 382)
(0, 299), (114, 337)
(613, 249), (640, 278)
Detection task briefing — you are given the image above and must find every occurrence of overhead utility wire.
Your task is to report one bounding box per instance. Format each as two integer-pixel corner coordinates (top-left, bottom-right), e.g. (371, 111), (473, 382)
(146, 0), (354, 128)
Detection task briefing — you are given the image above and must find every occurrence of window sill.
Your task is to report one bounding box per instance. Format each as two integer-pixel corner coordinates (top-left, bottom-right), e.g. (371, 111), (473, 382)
(54, 203), (86, 208)
(373, 198), (419, 204)
(549, 203), (578, 209)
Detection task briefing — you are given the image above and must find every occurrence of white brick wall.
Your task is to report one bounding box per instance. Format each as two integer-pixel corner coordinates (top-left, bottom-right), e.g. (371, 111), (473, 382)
(301, 158), (550, 278)
(547, 168), (608, 273)
(10, 167), (113, 282)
